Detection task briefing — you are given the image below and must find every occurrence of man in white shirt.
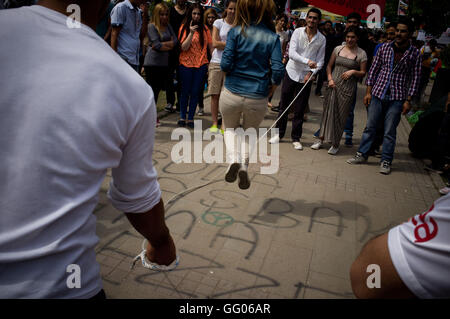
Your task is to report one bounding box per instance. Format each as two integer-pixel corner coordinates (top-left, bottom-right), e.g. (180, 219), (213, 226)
(350, 194), (450, 298)
(0, 0), (176, 298)
(269, 8), (325, 150)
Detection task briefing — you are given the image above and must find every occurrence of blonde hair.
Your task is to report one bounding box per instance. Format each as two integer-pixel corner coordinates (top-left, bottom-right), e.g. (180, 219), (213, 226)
(234, 0), (275, 35)
(152, 2), (170, 37)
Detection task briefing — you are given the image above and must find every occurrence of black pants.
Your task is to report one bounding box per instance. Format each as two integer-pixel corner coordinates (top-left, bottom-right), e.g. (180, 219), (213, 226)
(276, 73), (312, 141)
(315, 67), (326, 95)
(166, 60), (181, 108)
(144, 65), (170, 104)
(431, 110), (450, 169)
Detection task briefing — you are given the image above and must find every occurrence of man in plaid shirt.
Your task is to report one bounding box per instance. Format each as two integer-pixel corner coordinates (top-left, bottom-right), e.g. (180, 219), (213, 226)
(347, 17), (421, 175)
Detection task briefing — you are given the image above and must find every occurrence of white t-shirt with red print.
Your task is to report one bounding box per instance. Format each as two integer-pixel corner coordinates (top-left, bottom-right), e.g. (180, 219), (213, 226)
(388, 194), (450, 298)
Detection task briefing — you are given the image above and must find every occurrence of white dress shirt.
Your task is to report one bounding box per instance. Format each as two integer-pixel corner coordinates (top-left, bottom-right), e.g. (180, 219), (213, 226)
(286, 27), (326, 83)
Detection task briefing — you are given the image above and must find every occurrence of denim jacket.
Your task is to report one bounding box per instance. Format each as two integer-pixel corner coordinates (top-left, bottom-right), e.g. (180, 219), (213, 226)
(221, 23), (285, 99)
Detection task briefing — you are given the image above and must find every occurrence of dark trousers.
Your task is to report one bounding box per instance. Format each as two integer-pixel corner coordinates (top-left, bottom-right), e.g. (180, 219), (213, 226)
(315, 67), (326, 95)
(166, 61), (181, 108)
(144, 65), (170, 104)
(344, 92), (357, 139)
(198, 69), (208, 109)
(179, 64), (208, 121)
(276, 73), (312, 141)
(432, 111), (450, 168)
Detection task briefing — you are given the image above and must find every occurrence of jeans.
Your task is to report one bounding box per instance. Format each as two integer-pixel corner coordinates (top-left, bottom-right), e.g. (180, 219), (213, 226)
(179, 64), (208, 121)
(358, 96), (404, 163)
(344, 92), (357, 139)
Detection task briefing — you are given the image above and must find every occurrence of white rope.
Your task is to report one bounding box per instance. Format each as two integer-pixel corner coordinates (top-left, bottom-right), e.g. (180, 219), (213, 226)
(167, 68), (319, 206)
(131, 69), (318, 272)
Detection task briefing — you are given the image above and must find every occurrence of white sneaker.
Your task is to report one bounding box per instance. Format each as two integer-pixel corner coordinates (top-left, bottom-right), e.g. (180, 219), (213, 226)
(293, 141), (303, 150)
(311, 140), (323, 150)
(269, 134), (280, 144)
(328, 146), (339, 155)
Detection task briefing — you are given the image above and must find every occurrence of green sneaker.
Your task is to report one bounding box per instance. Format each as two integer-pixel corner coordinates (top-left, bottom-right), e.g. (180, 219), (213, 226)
(209, 125), (219, 133)
(220, 129), (224, 135)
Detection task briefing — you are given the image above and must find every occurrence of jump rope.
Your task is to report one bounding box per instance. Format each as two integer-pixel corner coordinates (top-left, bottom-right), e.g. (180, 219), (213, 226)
(131, 68), (319, 271)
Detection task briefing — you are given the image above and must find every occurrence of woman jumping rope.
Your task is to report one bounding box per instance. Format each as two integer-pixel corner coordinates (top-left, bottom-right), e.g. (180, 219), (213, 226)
(220, 0), (284, 189)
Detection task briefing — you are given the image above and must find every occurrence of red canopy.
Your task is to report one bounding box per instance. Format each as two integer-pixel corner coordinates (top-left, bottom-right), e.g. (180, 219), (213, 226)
(306, 0), (386, 21)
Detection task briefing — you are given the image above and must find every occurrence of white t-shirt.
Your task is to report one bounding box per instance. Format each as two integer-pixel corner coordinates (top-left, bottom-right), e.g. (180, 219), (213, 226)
(210, 18), (232, 64)
(277, 30), (289, 47)
(388, 194), (450, 298)
(0, 6), (161, 298)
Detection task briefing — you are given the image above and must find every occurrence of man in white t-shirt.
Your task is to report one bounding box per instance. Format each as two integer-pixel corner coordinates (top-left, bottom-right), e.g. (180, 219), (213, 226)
(350, 194), (450, 298)
(0, 0), (177, 298)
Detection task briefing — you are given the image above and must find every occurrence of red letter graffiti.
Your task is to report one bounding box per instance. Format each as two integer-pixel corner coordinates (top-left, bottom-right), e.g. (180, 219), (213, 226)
(411, 204), (438, 243)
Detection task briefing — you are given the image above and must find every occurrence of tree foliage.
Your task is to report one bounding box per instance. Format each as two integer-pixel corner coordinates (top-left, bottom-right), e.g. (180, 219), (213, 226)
(385, 0), (450, 36)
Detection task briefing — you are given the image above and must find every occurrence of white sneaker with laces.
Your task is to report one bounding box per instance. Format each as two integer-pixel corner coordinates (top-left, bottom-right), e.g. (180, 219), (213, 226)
(293, 141), (303, 150)
(328, 146), (339, 155)
(269, 134), (280, 144)
(311, 140), (323, 150)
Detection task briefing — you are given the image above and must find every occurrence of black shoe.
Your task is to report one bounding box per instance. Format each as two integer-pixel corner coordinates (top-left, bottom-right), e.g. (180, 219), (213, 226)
(177, 119), (186, 127)
(271, 106), (280, 113)
(187, 122), (194, 129)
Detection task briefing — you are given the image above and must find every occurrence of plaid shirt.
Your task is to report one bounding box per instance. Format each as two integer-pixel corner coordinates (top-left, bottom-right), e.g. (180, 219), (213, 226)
(366, 42), (422, 101)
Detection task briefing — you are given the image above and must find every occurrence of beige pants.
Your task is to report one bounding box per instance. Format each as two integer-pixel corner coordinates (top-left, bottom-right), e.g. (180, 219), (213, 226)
(219, 88), (267, 163)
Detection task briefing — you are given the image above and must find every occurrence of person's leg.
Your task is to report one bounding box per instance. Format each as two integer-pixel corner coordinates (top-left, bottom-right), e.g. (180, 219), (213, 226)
(208, 63), (224, 128)
(197, 68), (207, 112)
(241, 96), (267, 162)
(145, 66), (162, 104)
(380, 100), (405, 164)
(220, 88), (244, 164)
(315, 67), (325, 96)
(187, 64), (208, 122)
(178, 65), (193, 121)
(357, 96), (384, 157)
(344, 92), (357, 145)
(166, 64), (176, 108)
(431, 111), (450, 169)
(276, 73), (298, 139)
(291, 81), (312, 141)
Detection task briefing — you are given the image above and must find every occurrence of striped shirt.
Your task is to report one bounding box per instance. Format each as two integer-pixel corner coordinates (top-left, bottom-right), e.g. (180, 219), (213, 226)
(366, 42), (422, 101)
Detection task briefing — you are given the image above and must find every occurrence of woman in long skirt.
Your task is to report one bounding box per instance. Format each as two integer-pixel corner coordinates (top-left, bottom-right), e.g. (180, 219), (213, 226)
(311, 26), (367, 155)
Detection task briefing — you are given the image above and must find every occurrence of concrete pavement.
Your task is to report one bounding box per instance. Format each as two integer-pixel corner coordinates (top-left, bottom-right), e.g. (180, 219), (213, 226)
(94, 82), (445, 299)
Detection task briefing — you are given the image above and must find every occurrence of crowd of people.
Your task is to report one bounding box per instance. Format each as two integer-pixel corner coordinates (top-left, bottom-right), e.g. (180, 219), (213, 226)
(1, 0), (449, 299)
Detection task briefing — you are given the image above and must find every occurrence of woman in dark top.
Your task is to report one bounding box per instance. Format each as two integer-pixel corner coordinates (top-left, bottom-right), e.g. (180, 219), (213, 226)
(143, 2), (177, 105)
(165, 0), (188, 112)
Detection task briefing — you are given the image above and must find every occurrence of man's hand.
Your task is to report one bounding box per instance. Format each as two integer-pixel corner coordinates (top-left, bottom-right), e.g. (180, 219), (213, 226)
(308, 60), (317, 69)
(146, 234), (176, 266)
(125, 199), (177, 267)
(402, 100), (412, 115)
(303, 72), (312, 83)
(363, 93), (372, 107)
